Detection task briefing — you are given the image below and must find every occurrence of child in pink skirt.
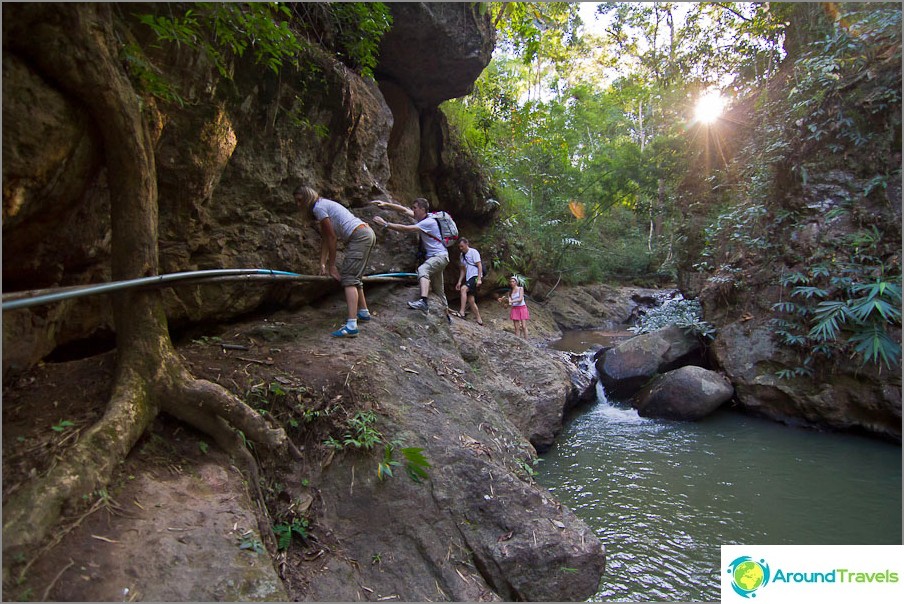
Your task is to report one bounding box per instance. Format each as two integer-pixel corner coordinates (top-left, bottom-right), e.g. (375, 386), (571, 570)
(499, 275), (529, 338)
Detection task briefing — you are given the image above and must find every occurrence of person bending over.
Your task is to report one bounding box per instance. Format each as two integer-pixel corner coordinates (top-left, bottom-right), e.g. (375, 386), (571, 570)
(295, 185), (375, 338)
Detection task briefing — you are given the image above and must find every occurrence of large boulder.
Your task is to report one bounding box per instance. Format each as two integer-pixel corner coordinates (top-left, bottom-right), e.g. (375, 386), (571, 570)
(375, 3), (495, 109)
(633, 365), (734, 420)
(596, 325), (702, 398)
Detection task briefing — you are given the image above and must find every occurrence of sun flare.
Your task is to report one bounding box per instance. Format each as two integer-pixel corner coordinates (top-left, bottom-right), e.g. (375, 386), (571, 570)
(695, 91), (726, 124)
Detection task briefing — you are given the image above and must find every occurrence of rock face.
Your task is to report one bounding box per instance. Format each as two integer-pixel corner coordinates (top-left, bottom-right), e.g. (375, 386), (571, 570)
(1, 4), (496, 374)
(712, 323), (902, 441)
(376, 3), (495, 109)
(539, 284), (668, 331)
(633, 365), (734, 421)
(4, 287), (606, 602)
(675, 47), (902, 443)
(596, 325), (702, 398)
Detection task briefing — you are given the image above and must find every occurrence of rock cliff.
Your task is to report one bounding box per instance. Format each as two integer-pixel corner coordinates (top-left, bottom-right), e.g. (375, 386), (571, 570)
(3, 5), (605, 601)
(2, 2), (497, 373)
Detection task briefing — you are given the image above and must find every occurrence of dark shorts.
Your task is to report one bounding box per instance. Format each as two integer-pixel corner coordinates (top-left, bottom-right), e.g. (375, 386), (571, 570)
(465, 276), (479, 291)
(339, 225), (375, 287)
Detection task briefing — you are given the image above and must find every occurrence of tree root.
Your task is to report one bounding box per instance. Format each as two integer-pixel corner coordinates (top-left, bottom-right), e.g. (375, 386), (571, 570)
(1, 2), (293, 574)
(2, 355), (294, 566)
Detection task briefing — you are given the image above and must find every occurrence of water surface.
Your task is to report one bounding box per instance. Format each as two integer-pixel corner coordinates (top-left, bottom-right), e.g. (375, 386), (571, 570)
(537, 383), (902, 602)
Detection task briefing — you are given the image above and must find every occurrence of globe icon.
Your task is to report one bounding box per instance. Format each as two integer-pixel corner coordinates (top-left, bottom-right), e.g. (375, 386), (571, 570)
(733, 560), (765, 592)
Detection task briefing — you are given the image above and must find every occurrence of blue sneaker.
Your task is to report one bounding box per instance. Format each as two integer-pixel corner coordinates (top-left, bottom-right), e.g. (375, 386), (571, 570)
(357, 310), (372, 322)
(330, 325), (359, 338)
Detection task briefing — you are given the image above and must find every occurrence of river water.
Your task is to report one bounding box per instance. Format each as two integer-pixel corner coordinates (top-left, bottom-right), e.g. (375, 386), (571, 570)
(538, 336), (903, 602)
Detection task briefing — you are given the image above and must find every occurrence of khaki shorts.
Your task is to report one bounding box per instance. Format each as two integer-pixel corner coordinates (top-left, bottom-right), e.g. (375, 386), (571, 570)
(418, 253), (449, 306)
(339, 225), (376, 287)
(416, 253), (449, 281)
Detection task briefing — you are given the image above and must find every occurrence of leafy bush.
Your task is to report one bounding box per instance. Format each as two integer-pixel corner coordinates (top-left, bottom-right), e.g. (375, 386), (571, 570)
(772, 254), (901, 374)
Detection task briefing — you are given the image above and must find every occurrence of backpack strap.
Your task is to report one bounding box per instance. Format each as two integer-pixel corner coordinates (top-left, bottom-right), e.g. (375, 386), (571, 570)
(424, 216), (444, 244)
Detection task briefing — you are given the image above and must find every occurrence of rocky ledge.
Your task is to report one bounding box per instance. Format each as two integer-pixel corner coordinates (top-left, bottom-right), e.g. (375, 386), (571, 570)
(4, 281), (614, 601)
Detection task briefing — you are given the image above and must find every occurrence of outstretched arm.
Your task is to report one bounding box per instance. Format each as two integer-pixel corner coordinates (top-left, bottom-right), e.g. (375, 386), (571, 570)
(373, 216), (421, 233)
(370, 199), (413, 218)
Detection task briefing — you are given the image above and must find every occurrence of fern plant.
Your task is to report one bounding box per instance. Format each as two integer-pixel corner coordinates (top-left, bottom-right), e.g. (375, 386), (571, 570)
(772, 255), (902, 374)
(273, 517), (309, 551)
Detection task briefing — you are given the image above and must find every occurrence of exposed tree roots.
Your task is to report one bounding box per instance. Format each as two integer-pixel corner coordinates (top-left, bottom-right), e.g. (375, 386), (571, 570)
(1, 2), (295, 567)
(2, 346), (293, 561)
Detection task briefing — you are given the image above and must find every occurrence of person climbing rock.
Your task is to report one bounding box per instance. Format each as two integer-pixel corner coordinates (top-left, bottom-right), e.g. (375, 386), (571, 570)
(454, 238), (484, 325)
(371, 197), (449, 315)
(295, 185), (375, 337)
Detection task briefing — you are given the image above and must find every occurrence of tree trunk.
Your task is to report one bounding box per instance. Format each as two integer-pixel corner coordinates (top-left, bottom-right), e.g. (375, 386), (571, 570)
(2, 3), (289, 558)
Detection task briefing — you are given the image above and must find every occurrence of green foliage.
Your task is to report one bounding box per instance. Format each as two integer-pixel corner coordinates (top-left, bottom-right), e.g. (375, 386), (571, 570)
(120, 43), (186, 106)
(325, 3), (392, 79)
(772, 251), (902, 372)
(515, 457), (540, 481)
(599, 3), (787, 90)
(489, 2), (582, 67)
(696, 203), (774, 268)
(324, 413), (431, 483)
(399, 446), (431, 482)
(785, 5), (901, 171)
(375, 442), (431, 482)
(345, 411), (381, 449)
(51, 419), (75, 433)
(273, 517), (309, 551)
(137, 3), (306, 79)
(628, 297), (716, 339)
(238, 535), (265, 554)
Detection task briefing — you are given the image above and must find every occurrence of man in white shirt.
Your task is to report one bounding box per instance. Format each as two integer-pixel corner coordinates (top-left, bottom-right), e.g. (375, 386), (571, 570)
(372, 197), (449, 313)
(454, 238), (484, 325)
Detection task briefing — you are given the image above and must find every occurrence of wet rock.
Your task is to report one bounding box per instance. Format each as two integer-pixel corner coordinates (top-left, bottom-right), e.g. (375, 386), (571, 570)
(633, 365), (734, 420)
(596, 325), (702, 398)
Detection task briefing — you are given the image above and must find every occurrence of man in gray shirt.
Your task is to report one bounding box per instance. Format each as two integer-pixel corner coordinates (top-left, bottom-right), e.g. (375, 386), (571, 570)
(372, 197), (449, 313)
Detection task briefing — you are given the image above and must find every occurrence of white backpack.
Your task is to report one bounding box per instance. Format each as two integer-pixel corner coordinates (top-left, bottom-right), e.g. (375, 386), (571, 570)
(426, 211), (459, 248)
